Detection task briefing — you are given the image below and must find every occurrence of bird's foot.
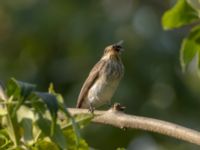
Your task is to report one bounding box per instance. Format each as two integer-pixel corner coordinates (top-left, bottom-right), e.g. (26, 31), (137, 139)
(112, 103), (126, 111)
(88, 105), (95, 113)
(107, 102), (112, 108)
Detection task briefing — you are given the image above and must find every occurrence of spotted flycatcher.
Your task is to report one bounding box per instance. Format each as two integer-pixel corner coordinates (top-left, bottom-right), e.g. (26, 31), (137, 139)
(76, 41), (124, 111)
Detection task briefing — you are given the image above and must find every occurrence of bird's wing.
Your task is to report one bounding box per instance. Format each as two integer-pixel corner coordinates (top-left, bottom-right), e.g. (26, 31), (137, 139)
(76, 59), (106, 108)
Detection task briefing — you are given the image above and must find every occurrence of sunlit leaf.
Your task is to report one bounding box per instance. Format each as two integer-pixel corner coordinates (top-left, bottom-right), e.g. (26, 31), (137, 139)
(21, 118), (33, 144)
(74, 114), (93, 129)
(3, 96), (21, 147)
(63, 128), (89, 150)
(180, 25), (200, 72)
(62, 114), (93, 129)
(162, 0), (198, 30)
(5, 116), (19, 147)
(0, 108), (7, 116)
(61, 114), (92, 150)
(36, 117), (67, 149)
(16, 106), (35, 145)
(59, 107), (81, 147)
(33, 140), (59, 150)
(187, 0), (200, 13)
(0, 129), (11, 149)
(48, 83), (56, 95)
(34, 92), (59, 135)
(116, 148), (126, 150)
(48, 83), (64, 105)
(47, 83), (82, 144)
(1, 78), (90, 149)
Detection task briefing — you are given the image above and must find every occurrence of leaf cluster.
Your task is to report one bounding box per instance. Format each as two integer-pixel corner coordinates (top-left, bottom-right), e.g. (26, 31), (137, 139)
(0, 78), (92, 150)
(162, 0), (200, 73)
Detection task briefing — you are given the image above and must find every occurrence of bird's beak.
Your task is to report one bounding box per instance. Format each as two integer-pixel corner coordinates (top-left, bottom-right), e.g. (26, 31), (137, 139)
(116, 40), (124, 46)
(113, 40), (124, 52)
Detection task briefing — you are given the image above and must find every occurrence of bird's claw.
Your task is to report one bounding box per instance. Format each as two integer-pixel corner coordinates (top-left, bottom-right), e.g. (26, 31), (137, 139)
(88, 105), (95, 113)
(112, 103), (126, 111)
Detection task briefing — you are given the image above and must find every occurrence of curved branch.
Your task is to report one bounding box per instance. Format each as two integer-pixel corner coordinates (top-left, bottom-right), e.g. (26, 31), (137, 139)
(67, 107), (200, 146)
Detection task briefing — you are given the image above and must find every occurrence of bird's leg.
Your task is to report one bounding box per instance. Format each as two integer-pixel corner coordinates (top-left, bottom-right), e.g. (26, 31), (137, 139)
(89, 103), (95, 113)
(107, 101), (112, 108)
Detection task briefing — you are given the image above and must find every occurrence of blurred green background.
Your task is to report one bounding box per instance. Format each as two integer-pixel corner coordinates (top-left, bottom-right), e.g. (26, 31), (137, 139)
(0, 0), (200, 149)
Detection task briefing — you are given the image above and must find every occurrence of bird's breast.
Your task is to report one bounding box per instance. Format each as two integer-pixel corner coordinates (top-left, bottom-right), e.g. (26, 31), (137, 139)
(87, 75), (120, 107)
(82, 58), (124, 108)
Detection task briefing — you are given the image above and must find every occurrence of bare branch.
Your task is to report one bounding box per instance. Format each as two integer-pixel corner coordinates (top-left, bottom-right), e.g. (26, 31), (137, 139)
(67, 107), (200, 146)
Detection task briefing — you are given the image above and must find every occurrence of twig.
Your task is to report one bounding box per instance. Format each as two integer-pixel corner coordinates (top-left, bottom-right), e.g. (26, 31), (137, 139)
(67, 107), (200, 146)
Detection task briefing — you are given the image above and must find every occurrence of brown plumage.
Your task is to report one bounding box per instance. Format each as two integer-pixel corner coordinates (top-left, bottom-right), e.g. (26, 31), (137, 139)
(76, 41), (124, 110)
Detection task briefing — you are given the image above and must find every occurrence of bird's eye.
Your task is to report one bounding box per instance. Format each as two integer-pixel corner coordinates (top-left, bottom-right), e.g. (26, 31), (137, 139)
(112, 45), (121, 52)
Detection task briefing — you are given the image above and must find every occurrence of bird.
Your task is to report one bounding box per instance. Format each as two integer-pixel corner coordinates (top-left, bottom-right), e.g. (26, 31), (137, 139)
(76, 41), (124, 112)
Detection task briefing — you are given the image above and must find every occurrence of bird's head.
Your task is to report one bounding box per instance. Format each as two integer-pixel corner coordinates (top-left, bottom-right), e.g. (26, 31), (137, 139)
(102, 41), (124, 59)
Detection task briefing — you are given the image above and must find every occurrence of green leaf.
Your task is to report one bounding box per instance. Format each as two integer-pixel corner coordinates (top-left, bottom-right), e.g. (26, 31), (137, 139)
(180, 25), (200, 71)
(6, 78), (36, 99)
(48, 83), (56, 95)
(21, 118), (33, 144)
(29, 93), (47, 114)
(48, 83), (65, 105)
(36, 117), (67, 149)
(16, 105), (35, 145)
(162, 0), (198, 30)
(47, 84), (82, 144)
(60, 114), (92, 150)
(34, 92), (59, 136)
(34, 92), (58, 119)
(187, 0), (200, 12)
(3, 96), (21, 147)
(59, 107), (82, 146)
(5, 114), (19, 147)
(74, 114), (93, 129)
(0, 108), (7, 116)
(6, 78), (36, 117)
(0, 129), (11, 149)
(116, 148), (126, 150)
(62, 114), (93, 130)
(33, 140), (59, 150)
(63, 128), (89, 150)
